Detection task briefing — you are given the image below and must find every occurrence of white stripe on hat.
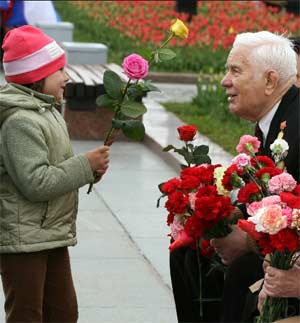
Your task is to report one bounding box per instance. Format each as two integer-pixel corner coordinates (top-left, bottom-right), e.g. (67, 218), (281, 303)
(3, 41), (65, 76)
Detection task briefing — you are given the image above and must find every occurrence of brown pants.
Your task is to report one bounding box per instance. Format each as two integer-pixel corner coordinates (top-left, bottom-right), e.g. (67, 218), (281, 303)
(0, 247), (78, 323)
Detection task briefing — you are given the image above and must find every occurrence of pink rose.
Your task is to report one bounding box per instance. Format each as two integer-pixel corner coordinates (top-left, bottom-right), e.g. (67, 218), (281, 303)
(236, 135), (261, 155)
(122, 53), (149, 80)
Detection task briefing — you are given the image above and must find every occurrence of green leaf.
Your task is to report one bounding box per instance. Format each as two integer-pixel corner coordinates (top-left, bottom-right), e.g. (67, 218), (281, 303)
(194, 154), (211, 165)
(121, 120), (145, 141)
(142, 80), (161, 92)
(127, 85), (145, 101)
(111, 119), (125, 129)
(96, 94), (117, 110)
(157, 48), (176, 61)
(103, 70), (122, 99)
(121, 101), (147, 118)
(163, 145), (175, 152)
(138, 47), (153, 61)
(194, 145), (209, 155)
(174, 148), (189, 160)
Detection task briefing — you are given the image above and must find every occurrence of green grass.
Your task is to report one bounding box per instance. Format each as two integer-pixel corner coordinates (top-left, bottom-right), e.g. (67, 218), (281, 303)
(162, 102), (254, 156)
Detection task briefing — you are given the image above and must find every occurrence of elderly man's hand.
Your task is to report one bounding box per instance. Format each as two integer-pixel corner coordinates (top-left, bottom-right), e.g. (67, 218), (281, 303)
(210, 225), (248, 265)
(263, 266), (300, 298)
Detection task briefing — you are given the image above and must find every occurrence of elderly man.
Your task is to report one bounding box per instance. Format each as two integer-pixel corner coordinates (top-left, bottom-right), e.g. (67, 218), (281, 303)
(212, 30), (299, 323)
(169, 31), (299, 323)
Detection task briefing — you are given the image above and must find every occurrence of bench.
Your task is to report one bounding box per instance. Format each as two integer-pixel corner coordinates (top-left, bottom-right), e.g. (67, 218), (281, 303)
(35, 22), (74, 43)
(62, 63), (130, 140)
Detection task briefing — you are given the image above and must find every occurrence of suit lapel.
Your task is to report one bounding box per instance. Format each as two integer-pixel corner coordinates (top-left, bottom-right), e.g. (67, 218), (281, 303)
(262, 86), (298, 156)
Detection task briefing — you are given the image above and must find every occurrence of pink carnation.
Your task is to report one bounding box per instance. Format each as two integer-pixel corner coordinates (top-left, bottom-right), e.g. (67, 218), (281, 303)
(236, 135), (261, 155)
(122, 53), (149, 80)
(249, 204), (287, 234)
(170, 215), (184, 241)
(247, 195), (281, 216)
(232, 153), (251, 168)
(282, 207), (293, 228)
(260, 205), (287, 234)
(189, 192), (197, 210)
(268, 173), (297, 194)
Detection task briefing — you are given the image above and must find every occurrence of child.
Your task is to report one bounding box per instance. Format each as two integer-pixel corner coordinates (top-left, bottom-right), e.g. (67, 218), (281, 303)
(0, 25), (109, 322)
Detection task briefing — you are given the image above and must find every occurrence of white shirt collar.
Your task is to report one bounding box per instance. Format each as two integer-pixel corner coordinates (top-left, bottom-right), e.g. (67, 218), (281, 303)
(258, 99), (281, 144)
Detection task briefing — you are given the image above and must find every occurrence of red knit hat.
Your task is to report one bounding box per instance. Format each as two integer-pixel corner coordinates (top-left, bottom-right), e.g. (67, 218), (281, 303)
(2, 25), (66, 84)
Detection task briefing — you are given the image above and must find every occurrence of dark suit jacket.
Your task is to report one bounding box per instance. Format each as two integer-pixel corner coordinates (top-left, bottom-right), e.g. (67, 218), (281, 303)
(240, 86), (300, 322)
(261, 85), (300, 182)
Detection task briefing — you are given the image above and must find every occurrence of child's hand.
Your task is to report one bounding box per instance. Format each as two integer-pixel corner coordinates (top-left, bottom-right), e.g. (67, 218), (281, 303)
(85, 146), (110, 175)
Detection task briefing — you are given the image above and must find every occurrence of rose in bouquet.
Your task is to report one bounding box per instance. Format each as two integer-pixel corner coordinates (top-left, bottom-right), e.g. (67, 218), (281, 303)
(221, 124), (300, 322)
(87, 19), (188, 193)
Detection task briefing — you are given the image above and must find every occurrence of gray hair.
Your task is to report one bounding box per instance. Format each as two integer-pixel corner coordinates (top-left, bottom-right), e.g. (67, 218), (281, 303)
(233, 31), (297, 84)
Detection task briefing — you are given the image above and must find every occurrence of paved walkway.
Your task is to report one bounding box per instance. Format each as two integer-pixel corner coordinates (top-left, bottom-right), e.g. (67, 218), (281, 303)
(0, 78), (233, 322)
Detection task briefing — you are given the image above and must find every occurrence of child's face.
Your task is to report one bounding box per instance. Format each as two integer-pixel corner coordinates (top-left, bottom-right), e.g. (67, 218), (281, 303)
(42, 68), (69, 102)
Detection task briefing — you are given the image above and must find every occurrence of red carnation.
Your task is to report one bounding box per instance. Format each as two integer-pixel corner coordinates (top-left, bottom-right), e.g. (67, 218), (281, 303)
(255, 167), (282, 179)
(184, 215), (204, 239)
(238, 219), (263, 240)
(194, 196), (222, 222)
(270, 228), (299, 252)
(251, 155), (275, 168)
(280, 192), (300, 208)
(197, 165), (217, 184)
(177, 125), (198, 141)
(292, 184), (300, 196)
(165, 191), (189, 214)
(161, 178), (181, 194)
(196, 185), (218, 198)
(181, 166), (201, 178)
(257, 235), (274, 255)
(222, 164), (243, 191)
(167, 213), (175, 226)
(237, 182), (261, 203)
(181, 175), (201, 191)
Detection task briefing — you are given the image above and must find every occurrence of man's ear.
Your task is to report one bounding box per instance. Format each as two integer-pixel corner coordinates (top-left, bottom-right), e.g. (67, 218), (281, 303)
(264, 70), (279, 95)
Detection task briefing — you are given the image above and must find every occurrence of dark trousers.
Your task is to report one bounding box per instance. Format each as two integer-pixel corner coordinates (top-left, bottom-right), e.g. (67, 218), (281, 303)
(170, 248), (265, 323)
(170, 247), (224, 323)
(0, 247), (78, 323)
(221, 253), (264, 323)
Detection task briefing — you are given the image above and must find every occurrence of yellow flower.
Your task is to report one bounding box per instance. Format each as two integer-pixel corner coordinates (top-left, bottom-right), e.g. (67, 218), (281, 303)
(170, 19), (189, 39)
(228, 26), (235, 34)
(214, 167), (230, 197)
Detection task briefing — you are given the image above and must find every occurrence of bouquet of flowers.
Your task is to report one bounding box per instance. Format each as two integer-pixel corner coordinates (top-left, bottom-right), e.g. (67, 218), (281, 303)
(158, 124), (237, 318)
(221, 124), (300, 323)
(157, 125), (234, 255)
(88, 18), (189, 193)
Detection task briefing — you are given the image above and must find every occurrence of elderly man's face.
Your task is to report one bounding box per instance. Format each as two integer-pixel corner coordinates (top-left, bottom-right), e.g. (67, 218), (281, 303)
(221, 46), (268, 122)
